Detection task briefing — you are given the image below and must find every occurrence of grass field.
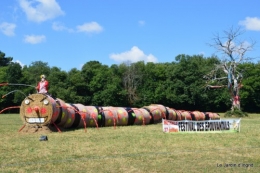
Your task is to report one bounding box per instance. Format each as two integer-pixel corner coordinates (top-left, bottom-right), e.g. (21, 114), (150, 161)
(0, 113), (260, 173)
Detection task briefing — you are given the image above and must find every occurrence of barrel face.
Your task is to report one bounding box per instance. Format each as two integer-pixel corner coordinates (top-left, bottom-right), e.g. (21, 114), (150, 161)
(20, 94), (58, 126)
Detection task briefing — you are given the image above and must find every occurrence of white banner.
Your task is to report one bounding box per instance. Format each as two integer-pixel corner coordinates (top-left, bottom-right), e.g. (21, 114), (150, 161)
(162, 118), (241, 133)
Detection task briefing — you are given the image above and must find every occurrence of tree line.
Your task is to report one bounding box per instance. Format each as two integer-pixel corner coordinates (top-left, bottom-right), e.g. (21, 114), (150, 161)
(1, 51), (260, 113)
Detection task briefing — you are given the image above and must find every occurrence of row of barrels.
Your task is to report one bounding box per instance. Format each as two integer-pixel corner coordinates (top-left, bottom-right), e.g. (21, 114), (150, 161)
(53, 99), (220, 129)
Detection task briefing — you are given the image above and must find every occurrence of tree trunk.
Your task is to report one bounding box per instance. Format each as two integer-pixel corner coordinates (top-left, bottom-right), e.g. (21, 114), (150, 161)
(230, 83), (242, 111)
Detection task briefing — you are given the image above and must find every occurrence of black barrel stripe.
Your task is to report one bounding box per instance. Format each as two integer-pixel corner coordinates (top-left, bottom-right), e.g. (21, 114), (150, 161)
(163, 106), (169, 119)
(204, 112), (210, 120)
(125, 107), (136, 125)
(70, 104), (81, 128)
(190, 112), (196, 121)
(95, 106), (105, 127)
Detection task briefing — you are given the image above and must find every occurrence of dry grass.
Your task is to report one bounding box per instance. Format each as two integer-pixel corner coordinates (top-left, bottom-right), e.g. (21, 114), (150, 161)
(0, 113), (260, 173)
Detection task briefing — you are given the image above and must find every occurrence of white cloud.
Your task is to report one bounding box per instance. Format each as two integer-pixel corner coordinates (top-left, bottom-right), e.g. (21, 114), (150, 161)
(138, 20), (145, 26)
(13, 60), (25, 67)
(199, 51), (205, 56)
(76, 22), (103, 33)
(110, 46), (158, 63)
(0, 22), (16, 36)
(52, 22), (74, 32)
(53, 21), (103, 34)
(19, 0), (64, 23)
(79, 63), (84, 70)
(239, 17), (260, 31)
(24, 35), (46, 44)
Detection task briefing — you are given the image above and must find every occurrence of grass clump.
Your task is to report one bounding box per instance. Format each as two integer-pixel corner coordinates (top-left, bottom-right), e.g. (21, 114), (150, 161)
(224, 108), (248, 117)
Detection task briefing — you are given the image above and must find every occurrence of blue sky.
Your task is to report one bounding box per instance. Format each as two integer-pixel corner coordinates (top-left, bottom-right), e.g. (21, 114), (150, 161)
(0, 0), (260, 71)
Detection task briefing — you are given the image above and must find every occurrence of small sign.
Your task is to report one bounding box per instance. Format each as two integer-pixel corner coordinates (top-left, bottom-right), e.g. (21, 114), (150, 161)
(163, 118), (241, 133)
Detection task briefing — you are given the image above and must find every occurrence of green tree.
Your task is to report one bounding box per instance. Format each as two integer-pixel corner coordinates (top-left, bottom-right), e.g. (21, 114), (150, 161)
(22, 61), (51, 86)
(0, 51), (13, 66)
(137, 62), (168, 106)
(99, 64), (128, 106)
(5, 62), (25, 104)
(20, 61), (51, 95)
(81, 61), (106, 105)
(0, 66), (8, 110)
(48, 66), (69, 99)
(166, 54), (227, 111)
(65, 68), (87, 104)
(239, 62), (260, 112)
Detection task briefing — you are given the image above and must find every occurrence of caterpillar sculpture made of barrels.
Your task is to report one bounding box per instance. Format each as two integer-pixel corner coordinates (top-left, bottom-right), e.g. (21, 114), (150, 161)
(19, 93), (220, 132)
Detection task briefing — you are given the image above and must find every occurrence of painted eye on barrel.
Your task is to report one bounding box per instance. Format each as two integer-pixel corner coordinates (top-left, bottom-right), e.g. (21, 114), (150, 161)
(43, 99), (49, 105)
(24, 99), (30, 105)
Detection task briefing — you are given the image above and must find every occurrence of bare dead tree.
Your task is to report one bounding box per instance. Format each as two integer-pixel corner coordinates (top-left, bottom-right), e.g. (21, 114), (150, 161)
(122, 61), (143, 106)
(204, 27), (256, 111)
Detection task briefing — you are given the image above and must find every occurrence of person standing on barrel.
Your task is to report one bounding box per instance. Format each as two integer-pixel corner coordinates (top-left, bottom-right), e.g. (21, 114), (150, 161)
(36, 74), (49, 94)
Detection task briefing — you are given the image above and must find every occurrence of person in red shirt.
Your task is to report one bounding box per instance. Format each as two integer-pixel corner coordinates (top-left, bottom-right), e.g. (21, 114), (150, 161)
(36, 74), (49, 94)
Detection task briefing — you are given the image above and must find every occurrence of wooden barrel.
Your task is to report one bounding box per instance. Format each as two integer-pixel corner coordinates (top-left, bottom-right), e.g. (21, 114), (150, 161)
(114, 107), (129, 126)
(149, 104), (168, 119)
(102, 107), (117, 127)
(181, 111), (192, 120)
(178, 110), (186, 120)
(142, 105), (163, 124)
(165, 107), (174, 120)
(166, 108), (177, 120)
(133, 108), (151, 125)
(212, 113), (220, 120)
(63, 103), (76, 128)
(73, 104), (88, 128)
(204, 112), (212, 120)
(83, 106), (99, 128)
(54, 98), (69, 126)
(175, 110), (182, 120)
(192, 111), (205, 121)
